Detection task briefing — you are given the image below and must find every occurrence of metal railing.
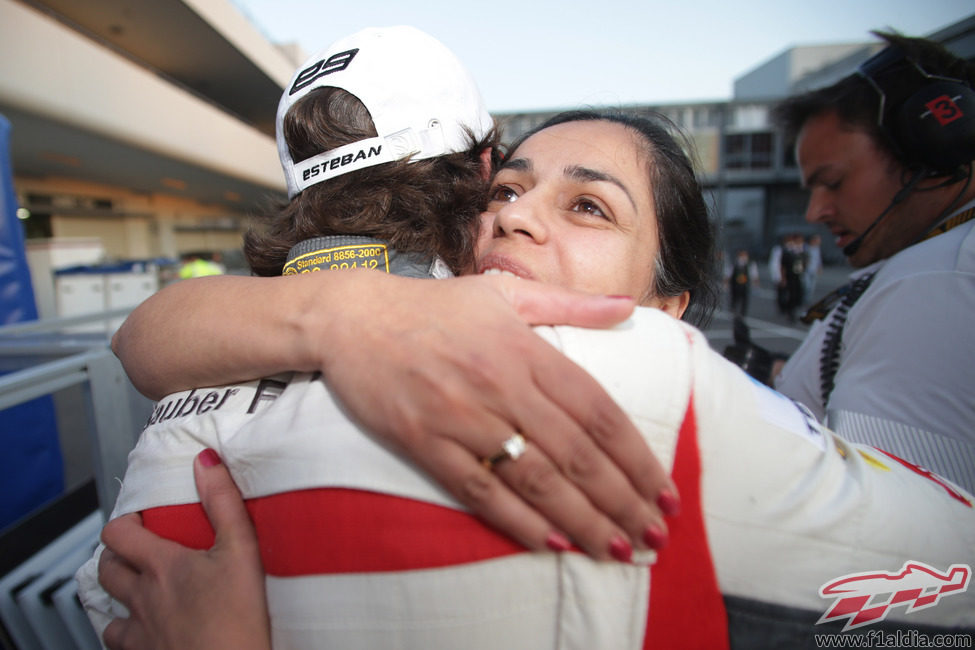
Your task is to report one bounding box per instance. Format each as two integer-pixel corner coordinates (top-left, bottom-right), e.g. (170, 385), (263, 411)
(0, 309), (151, 650)
(0, 308), (148, 517)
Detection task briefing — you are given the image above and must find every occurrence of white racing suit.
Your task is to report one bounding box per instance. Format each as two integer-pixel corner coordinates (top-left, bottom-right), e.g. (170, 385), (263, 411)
(78, 238), (975, 649)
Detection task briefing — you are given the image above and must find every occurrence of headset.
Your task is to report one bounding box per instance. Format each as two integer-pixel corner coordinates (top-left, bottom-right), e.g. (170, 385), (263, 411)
(857, 44), (975, 175)
(841, 45), (975, 256)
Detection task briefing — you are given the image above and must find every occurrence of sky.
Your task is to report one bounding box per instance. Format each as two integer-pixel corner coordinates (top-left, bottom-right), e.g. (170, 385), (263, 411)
(231, 0), (974, 113)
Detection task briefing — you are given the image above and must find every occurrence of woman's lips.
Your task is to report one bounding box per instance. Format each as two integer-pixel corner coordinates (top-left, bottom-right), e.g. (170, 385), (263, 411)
(476, 254), (534, 280)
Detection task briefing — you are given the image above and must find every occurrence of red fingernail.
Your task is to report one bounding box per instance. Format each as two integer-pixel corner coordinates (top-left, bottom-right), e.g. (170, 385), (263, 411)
(643, 524), (669, 550)
(546, 532), (572, 552)
(198, 448), (222, 467)
(657, 489), (681, 517)
(609, 536), (632, 563)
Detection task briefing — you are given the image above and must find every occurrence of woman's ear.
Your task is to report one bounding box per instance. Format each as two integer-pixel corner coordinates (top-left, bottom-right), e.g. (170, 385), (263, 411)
(656, 291), (690, 319)
(479, 148), (493, 181)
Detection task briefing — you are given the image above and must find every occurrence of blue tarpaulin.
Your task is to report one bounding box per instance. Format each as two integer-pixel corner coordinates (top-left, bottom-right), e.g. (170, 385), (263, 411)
(0, 114), (64, 531)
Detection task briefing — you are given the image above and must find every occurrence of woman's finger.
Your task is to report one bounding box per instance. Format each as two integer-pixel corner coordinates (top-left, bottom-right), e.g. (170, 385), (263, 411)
(414, 436), (566, 552)
(100, 513), (170, 573)
(97, 547), (140, 604)
(192, 449), (260, 555)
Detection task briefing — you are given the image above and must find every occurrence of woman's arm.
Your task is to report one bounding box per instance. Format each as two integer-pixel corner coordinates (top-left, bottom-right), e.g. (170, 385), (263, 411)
(114, 271), (679, 557)
(112, 273), (330, 399)
(113, 272), (641, 399)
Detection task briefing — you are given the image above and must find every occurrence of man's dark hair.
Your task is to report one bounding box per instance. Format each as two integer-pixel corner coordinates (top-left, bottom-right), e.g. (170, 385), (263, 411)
(507, 110), (718, 328)
(772, 31), (975, 168)
(245, 87), (500, 276)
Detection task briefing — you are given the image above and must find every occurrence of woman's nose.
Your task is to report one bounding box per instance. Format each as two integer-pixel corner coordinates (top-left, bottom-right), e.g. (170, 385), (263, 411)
(492, 191), (549, 243)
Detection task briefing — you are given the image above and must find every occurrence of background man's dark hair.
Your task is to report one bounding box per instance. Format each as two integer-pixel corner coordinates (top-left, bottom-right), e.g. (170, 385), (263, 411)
(772, 31), (975, 171)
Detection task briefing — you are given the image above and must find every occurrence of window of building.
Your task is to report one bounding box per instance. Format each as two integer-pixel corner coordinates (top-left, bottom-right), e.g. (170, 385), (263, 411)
(725, 134), (747, 169)
(20, 212), (53, 239)
(723, 131), (774, 170)
(751, 132), (773, 168)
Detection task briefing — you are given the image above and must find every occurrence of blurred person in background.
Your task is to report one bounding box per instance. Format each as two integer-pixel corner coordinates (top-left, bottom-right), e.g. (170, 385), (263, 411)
(178, 251), (224, 279)
(802, 233), (823, 302)
(724, 248), (759, 316)
(777, 233), (807, 321)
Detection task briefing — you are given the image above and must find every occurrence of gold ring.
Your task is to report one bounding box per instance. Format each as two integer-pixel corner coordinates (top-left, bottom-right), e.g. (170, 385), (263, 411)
(481, 433), (527, 470)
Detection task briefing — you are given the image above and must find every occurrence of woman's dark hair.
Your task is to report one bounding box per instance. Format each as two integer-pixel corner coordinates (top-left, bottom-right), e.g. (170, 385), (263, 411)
(245, 87), (500, 276)
(506, 110), (717, 327)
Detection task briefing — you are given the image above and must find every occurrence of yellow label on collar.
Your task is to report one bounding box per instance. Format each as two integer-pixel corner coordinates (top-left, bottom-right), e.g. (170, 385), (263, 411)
(283, 243), (389, 275)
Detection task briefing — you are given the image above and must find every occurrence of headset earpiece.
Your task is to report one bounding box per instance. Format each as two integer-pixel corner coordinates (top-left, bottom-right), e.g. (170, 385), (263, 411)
(857, 46), (975, 176)
(893, 79), (975, 171)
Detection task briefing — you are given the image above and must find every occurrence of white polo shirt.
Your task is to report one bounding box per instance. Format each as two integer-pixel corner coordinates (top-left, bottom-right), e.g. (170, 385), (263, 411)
(776, 204), (975, 493)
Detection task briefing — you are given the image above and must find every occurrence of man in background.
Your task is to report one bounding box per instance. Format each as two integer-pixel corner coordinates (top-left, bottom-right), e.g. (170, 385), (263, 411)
(770, 31), (975, 493)
(777, 233), (806, 320)
(725, 248), (759, 317)
(178, 251), (224, 279)
(802, 233), (822, 302)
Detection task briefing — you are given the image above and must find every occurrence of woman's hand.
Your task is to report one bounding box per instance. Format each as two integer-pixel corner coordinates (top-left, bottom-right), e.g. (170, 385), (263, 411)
(312, 272), (679, 559)
(98, 450), (271, 650)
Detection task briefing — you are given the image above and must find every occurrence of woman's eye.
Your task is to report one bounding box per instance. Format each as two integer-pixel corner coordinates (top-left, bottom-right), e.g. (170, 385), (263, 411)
(490, 185), (518, 203)
(573, 199), (607, 218)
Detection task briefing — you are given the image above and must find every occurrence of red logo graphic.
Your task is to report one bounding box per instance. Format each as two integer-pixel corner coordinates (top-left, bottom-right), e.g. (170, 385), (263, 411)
(925, 95), (964, 126)
(818, 561), (971, 631)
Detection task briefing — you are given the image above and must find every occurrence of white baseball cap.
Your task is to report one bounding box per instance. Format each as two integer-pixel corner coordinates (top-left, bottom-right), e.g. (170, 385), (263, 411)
(277, 26), (494, 199)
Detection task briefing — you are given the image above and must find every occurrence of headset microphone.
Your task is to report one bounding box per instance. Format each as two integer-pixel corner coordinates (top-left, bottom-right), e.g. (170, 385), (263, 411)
(842, 168), (926, 257)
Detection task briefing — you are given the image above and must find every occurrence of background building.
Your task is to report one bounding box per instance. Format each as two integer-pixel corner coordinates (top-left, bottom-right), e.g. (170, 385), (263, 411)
(1, 0), (300, 320)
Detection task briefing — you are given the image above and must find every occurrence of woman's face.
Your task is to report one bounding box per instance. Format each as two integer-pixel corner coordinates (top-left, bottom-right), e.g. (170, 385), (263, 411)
(475, 120), (686, 316)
